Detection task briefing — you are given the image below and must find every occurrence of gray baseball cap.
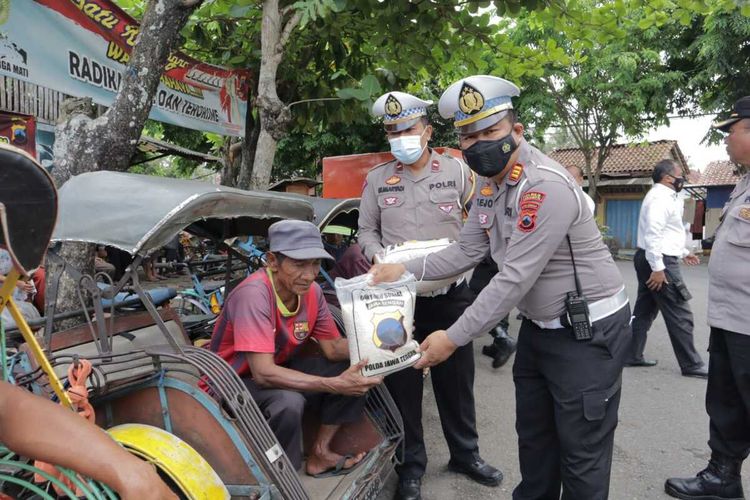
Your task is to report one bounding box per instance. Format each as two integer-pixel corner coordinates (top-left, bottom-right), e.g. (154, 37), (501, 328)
(268, 220), (333, 261)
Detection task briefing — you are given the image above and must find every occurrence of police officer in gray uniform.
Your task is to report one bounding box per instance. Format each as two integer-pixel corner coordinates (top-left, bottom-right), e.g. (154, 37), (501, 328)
(665, 96), (750, 500)
(372, 76), (632, 499)
(359, 91), (502, 500)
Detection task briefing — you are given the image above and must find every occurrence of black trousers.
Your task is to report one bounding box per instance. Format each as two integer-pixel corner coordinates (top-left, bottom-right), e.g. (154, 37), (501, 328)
(631, 249), (703, 370)
(385, 283), (480, 480)
(513, 305), (631, 500)
(469, 257), (510, 332)
(242, 356), (366, 470)
(707, 328), (750, 461)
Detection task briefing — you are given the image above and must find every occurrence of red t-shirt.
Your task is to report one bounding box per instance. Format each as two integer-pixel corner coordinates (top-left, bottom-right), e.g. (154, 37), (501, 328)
(209, 269), (340, 378)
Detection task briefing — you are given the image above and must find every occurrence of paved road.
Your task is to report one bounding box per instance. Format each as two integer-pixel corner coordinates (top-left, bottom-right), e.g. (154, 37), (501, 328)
(383, 259), (747, 499)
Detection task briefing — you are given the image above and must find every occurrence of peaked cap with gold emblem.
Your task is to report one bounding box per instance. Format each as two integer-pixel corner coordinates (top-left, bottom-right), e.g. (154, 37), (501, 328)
(438, 75), (520, 134)
(372, 91), (433, 132)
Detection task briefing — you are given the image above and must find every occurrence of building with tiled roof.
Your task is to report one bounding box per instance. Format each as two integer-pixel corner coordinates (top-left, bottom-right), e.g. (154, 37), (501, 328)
(692, 160), (741, 186)
(687, 160), (742, 238)
(548, 140), (689, 178)
(546, 140), (690, 250)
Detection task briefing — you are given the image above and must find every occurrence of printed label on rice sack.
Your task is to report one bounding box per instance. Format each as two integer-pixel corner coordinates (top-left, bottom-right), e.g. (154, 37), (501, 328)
(338, 279), (421, 377)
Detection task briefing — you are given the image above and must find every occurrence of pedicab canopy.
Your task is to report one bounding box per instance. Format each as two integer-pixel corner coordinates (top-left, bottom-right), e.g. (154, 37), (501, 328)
(51, 171), (315, 256)
(310, 197), (360, 231)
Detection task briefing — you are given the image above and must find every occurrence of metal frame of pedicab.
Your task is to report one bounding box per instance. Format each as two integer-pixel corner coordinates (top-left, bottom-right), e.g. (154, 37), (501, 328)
(7, 170), (402, 499)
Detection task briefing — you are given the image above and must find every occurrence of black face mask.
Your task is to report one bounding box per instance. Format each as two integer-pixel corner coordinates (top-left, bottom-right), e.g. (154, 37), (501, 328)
(672, 176), (685, 192)
(462, 134), (518, 178)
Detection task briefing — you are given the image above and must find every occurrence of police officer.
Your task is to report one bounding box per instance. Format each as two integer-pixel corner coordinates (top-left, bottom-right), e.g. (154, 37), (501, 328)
(359, 91), (502, 500)
(665, 96), (750, 500)
(371, 76), (632, 499)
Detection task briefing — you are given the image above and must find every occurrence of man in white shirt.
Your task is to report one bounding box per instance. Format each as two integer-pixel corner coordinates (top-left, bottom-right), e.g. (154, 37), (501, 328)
(628, 159), (707, 378)
(565, 165), (596, 215)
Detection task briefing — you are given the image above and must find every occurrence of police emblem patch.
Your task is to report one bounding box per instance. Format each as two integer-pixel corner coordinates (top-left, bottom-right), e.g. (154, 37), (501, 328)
(458, 82), (485, 115)
(384, 196), (399, 206)
(385, 175), (401, 185)
(293, 321), (309, 341)
(385, 94), (402, 117)
(739, 207), (750, 220)
(478, 213), (489, 225)
(439, 204), (454, 214)
(431, 160), (440, 172)
(517, 191), (546, 233)
(480, 184), (493, 197)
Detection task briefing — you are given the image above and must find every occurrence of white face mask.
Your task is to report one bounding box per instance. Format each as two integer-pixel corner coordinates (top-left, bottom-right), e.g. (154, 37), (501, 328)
(388, 128), (428, 165)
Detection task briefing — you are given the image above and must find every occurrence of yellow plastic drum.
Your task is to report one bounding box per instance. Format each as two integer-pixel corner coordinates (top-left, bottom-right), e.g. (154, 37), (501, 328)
(107, 424), (229, 500)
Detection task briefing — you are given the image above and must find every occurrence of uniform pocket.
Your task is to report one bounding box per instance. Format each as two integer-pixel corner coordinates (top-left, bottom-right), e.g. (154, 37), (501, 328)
(582, 379), (621, 422)
(726, 205), (750, 248)
(429, 188), (460, 219)
(377, 194), (405, 210)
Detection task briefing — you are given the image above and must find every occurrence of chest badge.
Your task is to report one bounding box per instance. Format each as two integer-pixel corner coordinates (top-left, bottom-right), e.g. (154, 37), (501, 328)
(293, 321), (310, 341)
(439, 204), (454, 214)
(480, 184), (493, 197)
(739, 207), (750, 220)
(478, 213), (489, 225)
(385, 175), (401, 185)
(384, 196), (399, 206)
(431, 160), (440, 173)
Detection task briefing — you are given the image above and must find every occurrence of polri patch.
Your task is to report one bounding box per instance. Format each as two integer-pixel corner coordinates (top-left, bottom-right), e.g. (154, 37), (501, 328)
(384, 196), (399, 206)
(478, 213), (489, 225)
(439, 203), (454, 214)
(293, 321), (309, 341)
(385, 175), (401, 185)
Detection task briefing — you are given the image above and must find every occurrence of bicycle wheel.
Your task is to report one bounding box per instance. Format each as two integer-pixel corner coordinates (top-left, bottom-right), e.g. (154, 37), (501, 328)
(172, 294), (212, 316)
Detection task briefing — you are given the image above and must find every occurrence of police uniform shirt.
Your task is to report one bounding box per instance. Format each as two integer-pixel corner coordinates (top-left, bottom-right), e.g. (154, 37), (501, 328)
(708, 172), (750, 335)
(403, 141), (624, 346)
(358, 149), (475, 262)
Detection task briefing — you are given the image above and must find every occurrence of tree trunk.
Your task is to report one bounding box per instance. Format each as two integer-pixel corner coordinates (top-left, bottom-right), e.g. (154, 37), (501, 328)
(248, 0), (297, 190)
(237, 111), (261, 189)
(48, 0), (203, 329)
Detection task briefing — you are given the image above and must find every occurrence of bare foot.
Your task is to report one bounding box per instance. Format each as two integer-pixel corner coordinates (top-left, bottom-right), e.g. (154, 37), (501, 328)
(305, 450), (366, 476)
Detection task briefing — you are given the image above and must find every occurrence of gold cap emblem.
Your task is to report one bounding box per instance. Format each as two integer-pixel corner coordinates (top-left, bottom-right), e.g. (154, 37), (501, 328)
(385, 94), (403, 117)
(458, 82), (485, 115)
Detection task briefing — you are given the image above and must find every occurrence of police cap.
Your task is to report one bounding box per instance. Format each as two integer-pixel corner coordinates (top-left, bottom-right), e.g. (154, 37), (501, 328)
(372, 91), (433, 133)
(713, 96), (750, 132)
(438, 75), (520, 135)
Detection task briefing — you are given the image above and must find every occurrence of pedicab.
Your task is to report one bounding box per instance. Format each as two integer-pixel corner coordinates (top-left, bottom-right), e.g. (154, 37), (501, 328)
(1, 156), (402, 499)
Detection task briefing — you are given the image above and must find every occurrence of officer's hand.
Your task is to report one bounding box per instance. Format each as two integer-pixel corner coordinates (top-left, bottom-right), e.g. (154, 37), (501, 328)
(683, 254), (700, 266)
(414, 330), (457, 369)
(646, 270), (668, 291)
(117, 461), (178, 500)
(369, 263), (406, 284)
(334, 359), (382, 396)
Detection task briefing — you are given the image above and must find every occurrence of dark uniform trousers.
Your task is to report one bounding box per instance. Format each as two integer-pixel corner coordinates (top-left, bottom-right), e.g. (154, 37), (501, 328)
(513, 305), (631, 500)
(631, 249), (703, 370)
(385, 283), (480, 480)
(242, 356), (366, 470)
(707, 328), (750, 461)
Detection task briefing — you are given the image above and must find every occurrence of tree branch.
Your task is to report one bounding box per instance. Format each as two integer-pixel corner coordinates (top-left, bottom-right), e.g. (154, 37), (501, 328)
(280, 10), (302, 47)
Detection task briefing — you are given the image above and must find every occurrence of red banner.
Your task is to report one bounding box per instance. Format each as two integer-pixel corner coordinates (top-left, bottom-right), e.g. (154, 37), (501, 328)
(0, 112), (36, 157)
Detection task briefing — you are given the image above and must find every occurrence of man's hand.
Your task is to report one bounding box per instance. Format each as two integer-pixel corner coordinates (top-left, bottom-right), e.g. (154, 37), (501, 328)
(414, 330), (457, 369)
(16, 280), (34, 294)
(683, 254), (700, 266)
(333, 360), (382, 396)
(646, 270), (668, 291)
(369, 263), (406, 284)
(116, 461), (178, 500)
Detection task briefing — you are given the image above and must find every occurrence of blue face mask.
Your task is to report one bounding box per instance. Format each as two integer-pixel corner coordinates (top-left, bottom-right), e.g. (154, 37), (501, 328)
(389, 128), (427, 165)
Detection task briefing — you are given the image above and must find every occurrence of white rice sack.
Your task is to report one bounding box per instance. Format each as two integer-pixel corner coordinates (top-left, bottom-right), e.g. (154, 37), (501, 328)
(378, 239), (462, 296)
(335, 272), (421, 377)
